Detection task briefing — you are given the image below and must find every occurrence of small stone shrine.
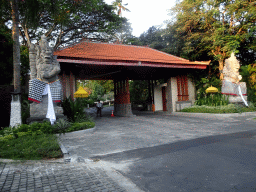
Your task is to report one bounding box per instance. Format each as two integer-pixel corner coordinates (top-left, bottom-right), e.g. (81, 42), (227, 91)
(221, 53), (248, 106)
(27, 35), (64, 124)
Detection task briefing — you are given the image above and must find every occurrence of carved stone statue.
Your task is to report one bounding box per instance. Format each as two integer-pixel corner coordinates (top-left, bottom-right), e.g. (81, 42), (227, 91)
(30, 35), (60, 83)
(27, 35), (64, 124)
(221, 53), (247, 105)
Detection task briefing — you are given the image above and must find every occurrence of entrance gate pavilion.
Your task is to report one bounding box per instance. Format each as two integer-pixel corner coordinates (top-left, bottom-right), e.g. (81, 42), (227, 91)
(54, 41), (210, 116)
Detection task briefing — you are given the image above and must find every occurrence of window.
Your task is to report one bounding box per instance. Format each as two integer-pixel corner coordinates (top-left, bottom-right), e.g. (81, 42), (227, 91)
(177, 75), (189, 101)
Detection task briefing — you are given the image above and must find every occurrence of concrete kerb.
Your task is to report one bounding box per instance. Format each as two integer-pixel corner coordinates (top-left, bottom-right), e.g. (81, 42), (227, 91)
(56, 126), (97, 163)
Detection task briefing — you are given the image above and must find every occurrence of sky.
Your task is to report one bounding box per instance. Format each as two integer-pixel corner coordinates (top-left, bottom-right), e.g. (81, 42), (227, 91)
(104, 0), (177, 37)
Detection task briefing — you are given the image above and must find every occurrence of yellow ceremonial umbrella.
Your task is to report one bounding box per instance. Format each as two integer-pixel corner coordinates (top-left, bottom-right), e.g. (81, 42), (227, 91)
(74, 86), (89, 98)
(205, 86), (218, 93)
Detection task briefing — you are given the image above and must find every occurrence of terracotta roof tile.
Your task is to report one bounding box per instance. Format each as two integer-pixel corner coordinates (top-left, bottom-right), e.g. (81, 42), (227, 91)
(54, 41), (210, 66)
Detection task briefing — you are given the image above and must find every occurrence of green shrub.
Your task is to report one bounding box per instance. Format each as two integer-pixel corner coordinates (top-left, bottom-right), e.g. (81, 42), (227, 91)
(180, 104), (256, 113)
(53, 118), (70, 134)
(195, 93), (229, 107)
(27, 121), (53, 134)
(2, 126), (13, 136)
(13, 121), (54, 135)
(79, 98), (95, 107)
(16, 123), (30, 132)
(67, 121), (95, 132)
(62, 96), (89, 122)
(17, 132), (29, 137)
(195, 77), (222, 100)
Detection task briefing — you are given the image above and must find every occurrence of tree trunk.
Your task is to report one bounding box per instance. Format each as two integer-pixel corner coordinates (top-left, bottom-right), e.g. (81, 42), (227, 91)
(11, 0), (21, 93)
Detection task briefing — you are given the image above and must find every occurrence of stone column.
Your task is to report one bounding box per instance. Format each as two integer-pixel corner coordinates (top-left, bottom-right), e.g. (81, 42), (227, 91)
(166, 78), (173, 113)
(114, 78), (134, 116)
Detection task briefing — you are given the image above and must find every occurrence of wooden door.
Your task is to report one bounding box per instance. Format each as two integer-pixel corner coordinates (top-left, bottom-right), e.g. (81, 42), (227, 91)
(162, 87), (167, 111)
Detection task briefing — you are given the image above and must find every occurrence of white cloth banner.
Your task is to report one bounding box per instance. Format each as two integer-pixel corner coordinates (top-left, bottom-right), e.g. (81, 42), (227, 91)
(238, 85), (248, 107)
(42, 84), (56, 125)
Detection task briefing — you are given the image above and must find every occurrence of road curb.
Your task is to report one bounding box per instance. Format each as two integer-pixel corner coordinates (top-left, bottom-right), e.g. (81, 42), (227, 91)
(56, 127), (96, 163)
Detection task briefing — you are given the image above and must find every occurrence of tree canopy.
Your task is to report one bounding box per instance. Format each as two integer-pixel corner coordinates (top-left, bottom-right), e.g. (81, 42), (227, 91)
(1, 0), (124, 49)
(170, 0), (256, 79)
(131, 0), (256, 81)
(0, 24), (13, 85)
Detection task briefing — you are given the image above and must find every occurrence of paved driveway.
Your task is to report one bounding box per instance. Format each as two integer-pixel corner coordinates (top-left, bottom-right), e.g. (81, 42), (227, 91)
(58, 107), (256, 191)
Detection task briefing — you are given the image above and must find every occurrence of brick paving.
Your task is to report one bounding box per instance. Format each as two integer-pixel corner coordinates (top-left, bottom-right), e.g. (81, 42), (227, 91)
(0, 161), (128, 192)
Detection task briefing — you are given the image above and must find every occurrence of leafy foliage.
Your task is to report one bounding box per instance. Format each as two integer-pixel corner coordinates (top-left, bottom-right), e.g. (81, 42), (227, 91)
(62, 96), (89, 122)
(169, 0), (256, 79)
(180, 104), (256, 114)
(0, 24), (13, 85)
(2, 0), (124, 49)
(67, 121), (95, 132)
(54, 118), (71, 134)
(111, 0), (130, 16)
(194, 76), (222, 99)
(130, 80), (149, 105)
(0, 116), (94, 141)
(240, 63), (256, 105)
(77, 80), (113, 102)
(195, 93), (229, 107)
(20, 45), (30, 86)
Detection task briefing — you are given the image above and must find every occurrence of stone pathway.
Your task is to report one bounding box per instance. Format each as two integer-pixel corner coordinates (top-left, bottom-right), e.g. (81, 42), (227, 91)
(0, 161), (129, 192)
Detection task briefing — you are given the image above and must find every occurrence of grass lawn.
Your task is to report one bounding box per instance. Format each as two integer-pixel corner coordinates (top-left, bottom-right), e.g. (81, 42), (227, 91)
(0, 134), (62, 160)
(0, 119), (95, 160)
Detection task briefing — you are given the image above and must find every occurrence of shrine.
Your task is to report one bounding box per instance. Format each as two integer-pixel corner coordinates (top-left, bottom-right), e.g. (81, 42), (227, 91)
(54, 41), (210, 116)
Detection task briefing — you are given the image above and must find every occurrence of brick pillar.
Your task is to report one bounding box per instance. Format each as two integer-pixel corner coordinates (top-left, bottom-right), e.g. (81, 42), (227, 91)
(114, 78), (134, 116)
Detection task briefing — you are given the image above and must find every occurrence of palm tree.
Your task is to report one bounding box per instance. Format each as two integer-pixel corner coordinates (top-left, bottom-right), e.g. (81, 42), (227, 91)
(111, 0), (130, 43)
(112, 0), (130, 17)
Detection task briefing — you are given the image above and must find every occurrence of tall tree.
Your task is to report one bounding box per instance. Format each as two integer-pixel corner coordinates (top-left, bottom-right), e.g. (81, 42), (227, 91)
(110, 0), (131, 43)
(170, 0), (256, 80)
(10, 0), (20, 92)
(2, 0), (123, 50)
(112, 18), (134, 43)
(112, 0), (130, 17)
(138, 26), (169, 51)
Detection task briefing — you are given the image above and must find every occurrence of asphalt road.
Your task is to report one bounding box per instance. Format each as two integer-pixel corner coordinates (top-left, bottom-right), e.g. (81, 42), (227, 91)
(60, 107), (256, 192)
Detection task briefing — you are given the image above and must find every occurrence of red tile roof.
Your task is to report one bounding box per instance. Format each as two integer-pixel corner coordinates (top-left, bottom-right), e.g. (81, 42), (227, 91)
(54, 41), (210, 66)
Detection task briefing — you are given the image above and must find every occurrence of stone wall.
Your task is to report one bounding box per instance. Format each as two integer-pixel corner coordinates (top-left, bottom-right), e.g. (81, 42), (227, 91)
(176, 101), (192, 112)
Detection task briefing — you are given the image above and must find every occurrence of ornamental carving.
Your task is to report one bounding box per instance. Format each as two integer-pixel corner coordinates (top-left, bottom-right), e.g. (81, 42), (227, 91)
(223, 52), (242, 84)
(29, 35), (60, 83)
